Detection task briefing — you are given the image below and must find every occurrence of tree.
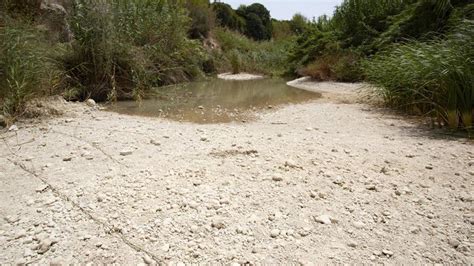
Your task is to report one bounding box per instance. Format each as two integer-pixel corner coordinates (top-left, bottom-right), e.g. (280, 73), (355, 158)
(290, 13), (308, 34)
(237, 3), (272, 40)
(212, 2), (245, 32)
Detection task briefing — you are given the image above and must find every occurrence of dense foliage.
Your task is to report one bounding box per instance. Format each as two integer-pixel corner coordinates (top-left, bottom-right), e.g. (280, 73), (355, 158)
(212, 2), (272, 41)
(286, 0), (473, 130)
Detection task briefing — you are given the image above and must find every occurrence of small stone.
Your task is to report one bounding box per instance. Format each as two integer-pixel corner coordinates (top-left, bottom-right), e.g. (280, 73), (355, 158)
(197, 106), (204, 110)
(409, 226), (421, 234)
(314, 215), (332, 225)
(9, 125), (18, 131)
(211, 221), (225, 230)
(150, 140), (161, 146)
(333, 176), (344, 185)
(200, 136), (208, 142)
(284, 160), (301, 169)
(37, 238), (56, 254)
(425, 165), (433, 170)
(5, 215), (20, 224)
(448, 239), (460, 248)
(353, 221), (365, 229)
(382, 249), (394, 257)
(86, 99), (96, 107)
(142, 254), (154, 265)
(298, 228), (311, 237)
(15, 229), (27, 239)
(63, 156), (72, 162)
(272, 175), (283, 182)
(270, 229), (280, 238)
(347, 240), (358, 248)
(119, 150), (133, 156)
(97, 194), (105, 202)
(318, 192), (327, 199)
(366, 185), (377, 191)
(161, 244), (170, 252)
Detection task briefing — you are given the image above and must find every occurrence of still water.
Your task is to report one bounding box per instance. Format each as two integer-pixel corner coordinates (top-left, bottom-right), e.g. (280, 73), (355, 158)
(107, 78), (321, 124)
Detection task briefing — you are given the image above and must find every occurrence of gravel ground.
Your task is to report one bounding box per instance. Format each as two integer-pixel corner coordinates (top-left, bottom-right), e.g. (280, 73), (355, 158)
(0, 81), (473, 264)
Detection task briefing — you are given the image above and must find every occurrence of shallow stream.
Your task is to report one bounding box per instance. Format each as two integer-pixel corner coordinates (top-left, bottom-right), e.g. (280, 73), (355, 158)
(107, 78), (321, 124)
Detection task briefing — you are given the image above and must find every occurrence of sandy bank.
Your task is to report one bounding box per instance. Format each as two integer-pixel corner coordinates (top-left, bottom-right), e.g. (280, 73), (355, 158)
(217, 72), (265, 81)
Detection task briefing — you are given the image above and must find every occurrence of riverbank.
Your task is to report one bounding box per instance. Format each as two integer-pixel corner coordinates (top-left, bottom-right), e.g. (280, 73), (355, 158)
(0, 81), (472, 264)
(217, 73), (265, 81)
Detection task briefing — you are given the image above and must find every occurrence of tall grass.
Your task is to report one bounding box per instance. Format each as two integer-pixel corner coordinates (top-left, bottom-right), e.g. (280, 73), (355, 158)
(213, 27), (292, 76)
(0, 16), (57, 117)
(61, 0), (206, 102)
(364, 20), (474, 130)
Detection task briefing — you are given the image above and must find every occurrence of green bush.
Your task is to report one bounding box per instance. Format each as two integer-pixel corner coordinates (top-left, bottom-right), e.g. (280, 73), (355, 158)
(364, 20), (474, 129)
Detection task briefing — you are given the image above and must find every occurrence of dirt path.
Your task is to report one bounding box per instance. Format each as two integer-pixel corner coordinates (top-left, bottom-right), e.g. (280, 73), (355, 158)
(1, 81), (473, 264)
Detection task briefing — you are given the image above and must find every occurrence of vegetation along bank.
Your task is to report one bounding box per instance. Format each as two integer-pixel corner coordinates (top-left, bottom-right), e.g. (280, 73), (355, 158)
(0, 0), (473, 133)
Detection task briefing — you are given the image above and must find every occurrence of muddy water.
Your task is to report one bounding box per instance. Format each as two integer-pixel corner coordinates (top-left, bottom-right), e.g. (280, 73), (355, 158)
(107, 79), (321, 124)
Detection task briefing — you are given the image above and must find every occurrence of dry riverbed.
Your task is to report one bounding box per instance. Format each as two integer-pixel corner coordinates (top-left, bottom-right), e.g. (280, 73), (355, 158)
(0, 80), (473, 264)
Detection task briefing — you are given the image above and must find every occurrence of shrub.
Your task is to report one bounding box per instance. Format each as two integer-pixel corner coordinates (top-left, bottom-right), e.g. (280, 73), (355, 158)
(364, 20), (474, 130)
(229, 49), (241, 74)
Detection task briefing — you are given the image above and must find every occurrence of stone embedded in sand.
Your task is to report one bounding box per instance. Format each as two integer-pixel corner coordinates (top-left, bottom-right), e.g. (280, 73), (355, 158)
(4, 215), (20, 224)
(142, 254), (154, 265)
(270, 229), (280, 238)
(13, 229), (27, 240)
(150, 140), (161, 146)
(353, 221), (365, 229)
(382, 249), (394, 257)
(37, 238), (57, 254)
(211, 220), (225, 230)
(119, 150), (133, 156)
(284, 160), (302, 169)
(272, 175), (283, 182)
(347, 240), (358, 248)
(366, 185), (377, 191)
(314, 215), (332, 225)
